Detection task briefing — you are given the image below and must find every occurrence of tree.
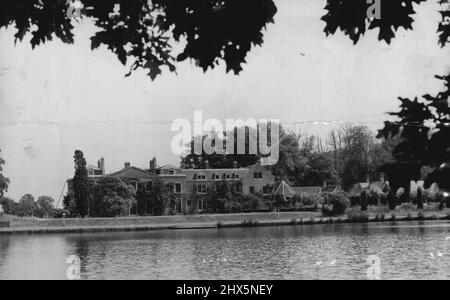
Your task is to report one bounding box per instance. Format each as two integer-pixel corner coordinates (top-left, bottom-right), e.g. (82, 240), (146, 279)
(72, 150), (92, 217)
(322, 0), (448, 46)
(339, 125), (373, 190)
(16, 194), (36, 217)
(324, 0), (450, 190)
(92, 177), (135, 217)
(180, 125), (264, 169)
(2, 0), (449, 81)
(0, 197), (17, 215)
(0, 0), (277, 80)
(328, 128), (343, 172)
(331, 124), (394, 191)
(269, 130), (307, 185)
(302, 153), (336, 186)
(378, 75), (450, 191)
(35, 196), (56, 218)
(0, 150), (10, 198)
(63, 192), (77, 216)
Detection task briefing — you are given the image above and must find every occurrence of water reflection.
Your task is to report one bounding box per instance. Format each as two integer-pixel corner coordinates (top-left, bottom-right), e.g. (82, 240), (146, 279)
(0, 221), (449, 280)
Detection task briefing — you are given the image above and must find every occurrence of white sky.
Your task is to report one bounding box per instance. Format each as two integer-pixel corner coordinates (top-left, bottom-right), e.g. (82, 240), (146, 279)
(1, 0), (449, 202)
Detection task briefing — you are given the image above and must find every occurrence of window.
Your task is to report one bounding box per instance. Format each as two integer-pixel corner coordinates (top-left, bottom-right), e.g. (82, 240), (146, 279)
(130, 181), (138, 191)
(253, 172), (263, 179)
(249, 186), (255, 194)
(263, 186), (273, 195)
(197, 184), (207, 194)
(197, 174), (206, 180)
(235, 174), (240, 179)
(146, 182), (153, 192)
(175, 183), (182, 194)
(165, 184), (174, 193)
(226, 174), (231, 180)
(198, 199), (208, 211)
(215, 174), (220, 180)
(169, 170), (175, 175)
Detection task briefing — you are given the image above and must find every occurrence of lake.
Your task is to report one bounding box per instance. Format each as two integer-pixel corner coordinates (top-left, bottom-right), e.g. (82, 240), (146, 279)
(1, 221), (449, 280)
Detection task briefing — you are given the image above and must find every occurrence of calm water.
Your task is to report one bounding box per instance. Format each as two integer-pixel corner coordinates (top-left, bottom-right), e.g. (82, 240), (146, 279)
(1, 221), (450, 280)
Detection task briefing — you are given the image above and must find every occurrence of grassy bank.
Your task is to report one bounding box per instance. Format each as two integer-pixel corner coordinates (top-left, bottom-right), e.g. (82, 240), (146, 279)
(1, 204), (449, 235)
(3, 212), (320, 229)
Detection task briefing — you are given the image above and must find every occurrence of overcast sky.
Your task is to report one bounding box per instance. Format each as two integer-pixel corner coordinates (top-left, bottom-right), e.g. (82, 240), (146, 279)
(1, 0), (449, 203)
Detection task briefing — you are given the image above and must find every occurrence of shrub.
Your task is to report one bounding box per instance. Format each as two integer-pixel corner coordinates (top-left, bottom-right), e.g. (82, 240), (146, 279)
(53, 209), (70, 219)
(242, 194), (265, 211)
(321, 205), (333, 217)
(224, 200), (242, 213)
(425, 184), (440, 203)
(301, 194), (324, 207)
(322, 191), (350, 217)
(418, 212), (425, 220)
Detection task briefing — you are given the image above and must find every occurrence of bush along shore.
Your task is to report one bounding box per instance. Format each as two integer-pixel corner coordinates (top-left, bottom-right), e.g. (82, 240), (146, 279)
(1, 205), (450, 235)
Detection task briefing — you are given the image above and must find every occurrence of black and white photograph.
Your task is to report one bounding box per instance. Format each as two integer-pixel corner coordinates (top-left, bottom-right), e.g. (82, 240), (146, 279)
(1, 0), (450, 284)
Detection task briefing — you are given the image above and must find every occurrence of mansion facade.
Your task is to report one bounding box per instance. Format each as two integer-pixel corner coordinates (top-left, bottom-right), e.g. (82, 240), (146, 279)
(72, 157), (276, 214)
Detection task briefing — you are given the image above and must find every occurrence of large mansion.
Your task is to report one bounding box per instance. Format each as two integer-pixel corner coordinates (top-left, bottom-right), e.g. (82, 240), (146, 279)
(69, 157), (278, 214)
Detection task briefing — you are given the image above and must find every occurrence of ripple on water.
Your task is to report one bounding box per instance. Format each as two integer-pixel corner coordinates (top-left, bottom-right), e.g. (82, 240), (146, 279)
(0, 221), (449, 280)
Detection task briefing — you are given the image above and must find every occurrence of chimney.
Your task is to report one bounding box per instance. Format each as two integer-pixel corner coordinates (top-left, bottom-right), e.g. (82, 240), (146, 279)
(150, 157), (157, 171)
(380, 172), (385, 183)
(233, 161), (238, 169)
(124, 162), (131, 169)
(100, 157), (105, 174)
(366, 175), (370, 184)
(205, 160), (209, 169)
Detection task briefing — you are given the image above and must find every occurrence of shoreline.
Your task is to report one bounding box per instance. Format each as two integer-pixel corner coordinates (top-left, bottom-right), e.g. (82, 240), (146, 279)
(1, 212), (449, 235)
